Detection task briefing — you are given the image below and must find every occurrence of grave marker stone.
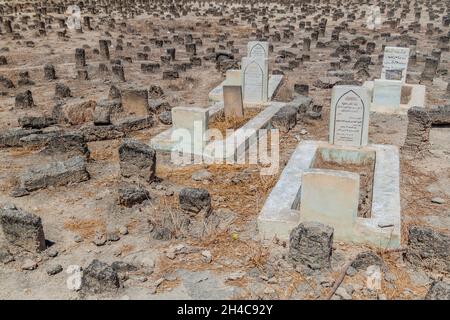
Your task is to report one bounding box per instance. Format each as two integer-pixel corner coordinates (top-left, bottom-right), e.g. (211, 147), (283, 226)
(381, 46), (410, 82)
(329, 86), (370, 147)
(247, 41), (269, 58)
(372, 79), (402, 111)
(241, 57), (268, 103)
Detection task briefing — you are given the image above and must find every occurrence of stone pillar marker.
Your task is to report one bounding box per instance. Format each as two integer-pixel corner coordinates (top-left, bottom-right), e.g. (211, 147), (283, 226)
(402, 107), (431, 155)
(223, 69), (243, 118)
(329, 85), (370, 147)
(99, 39), (110, 60)
(75, 48), (86, 68)
(381, 46), (410, 82)
(223, 84), (244, 119)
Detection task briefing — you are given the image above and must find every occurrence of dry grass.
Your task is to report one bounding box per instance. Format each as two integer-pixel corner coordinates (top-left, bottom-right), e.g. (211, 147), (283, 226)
(208, 108), (261, 137)
(153, 231), (270, 288)
(400, 159), (440, 217)
(158, 163), (278, 220)
(64, 218), (106, 239)
(381, 252), (429, 299)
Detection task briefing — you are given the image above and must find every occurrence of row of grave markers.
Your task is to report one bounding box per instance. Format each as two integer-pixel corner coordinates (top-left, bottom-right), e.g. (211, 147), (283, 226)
(222, 42), (414, 147)
(222, 41), (270, 119)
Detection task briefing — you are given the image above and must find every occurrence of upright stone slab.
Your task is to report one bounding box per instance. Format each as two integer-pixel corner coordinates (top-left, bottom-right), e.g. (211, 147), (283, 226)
(299, 169), (360, 242)
(372, 79), (402, 112)
(121, 88), (149, 116)
(247, 41), (269, 58)
(241, 57), (268, 103)
(119, 139), (156, 182)
(381, 47), (410, 82)
(329, 86), (370, 147)
(225, 69), (241, 85)
(171, 107), (209, 153)
(223, 85), (244, 118)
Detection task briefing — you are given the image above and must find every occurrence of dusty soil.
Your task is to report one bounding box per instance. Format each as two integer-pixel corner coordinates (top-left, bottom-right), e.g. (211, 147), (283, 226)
(0, 0), (449, 300)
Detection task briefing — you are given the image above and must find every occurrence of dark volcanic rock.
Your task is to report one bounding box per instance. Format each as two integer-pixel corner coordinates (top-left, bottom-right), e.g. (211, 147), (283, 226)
(289, 221), (334, 270)
(0, 205), (46, 252)
(119, 140), (156, 182)
(179, 187), (212, 216)
(81, 259), (120, 294)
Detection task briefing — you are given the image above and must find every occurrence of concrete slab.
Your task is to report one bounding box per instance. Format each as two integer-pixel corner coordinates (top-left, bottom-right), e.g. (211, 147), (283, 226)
(299, 169), (360, 242)
(209, 75), (283, 103)
(364, 80), (426, 114)
(257, 140), (401, 248)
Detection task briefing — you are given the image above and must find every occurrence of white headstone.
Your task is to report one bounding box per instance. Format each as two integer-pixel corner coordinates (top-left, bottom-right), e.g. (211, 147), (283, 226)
(241, 57), (269, 103)
(172, 107), (209, 154)
(381, 46), (410, 82)
(172, 107), (209, 136)
(329, 86), (370, 147)
(247, 41), (269, 59)
(372, 79), (402, 112)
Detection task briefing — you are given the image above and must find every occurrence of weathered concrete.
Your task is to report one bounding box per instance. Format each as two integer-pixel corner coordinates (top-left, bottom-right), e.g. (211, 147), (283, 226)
(209, 74), (283, 103)
(363, 81), (426, 114)
(258, 140), (401, 248)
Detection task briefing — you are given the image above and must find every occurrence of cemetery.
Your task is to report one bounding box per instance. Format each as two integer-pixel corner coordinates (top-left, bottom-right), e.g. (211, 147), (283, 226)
(0, 0), (449, 301)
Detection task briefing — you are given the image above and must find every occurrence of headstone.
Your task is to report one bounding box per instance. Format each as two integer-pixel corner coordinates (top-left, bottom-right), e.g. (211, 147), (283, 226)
(381, 46), (410, 83)
(329, 86), (370, 147)
(372, 79), (402, 111)
(241, 57), (269, 103)
(247, 41), (269, 58)
(223, 85), (244, 119)
(172, 107), (209, 154)
(172, 107), (208, 136)
(299, 169), (360, 242)
(225, 69), (241, 85)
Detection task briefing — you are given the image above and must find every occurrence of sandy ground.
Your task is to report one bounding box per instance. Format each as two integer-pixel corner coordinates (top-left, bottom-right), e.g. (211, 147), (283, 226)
(0, 0), (449, 300)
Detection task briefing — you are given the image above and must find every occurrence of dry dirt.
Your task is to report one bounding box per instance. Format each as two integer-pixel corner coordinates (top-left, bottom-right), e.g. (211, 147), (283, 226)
(0, 0), (449, 300)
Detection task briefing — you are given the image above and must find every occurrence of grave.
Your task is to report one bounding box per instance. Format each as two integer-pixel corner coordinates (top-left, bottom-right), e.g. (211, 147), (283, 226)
(258, 85), (401, 248)
(209, 42), (283, 103)
(149, 101), (286, 162)
(363, 46), (426, 114)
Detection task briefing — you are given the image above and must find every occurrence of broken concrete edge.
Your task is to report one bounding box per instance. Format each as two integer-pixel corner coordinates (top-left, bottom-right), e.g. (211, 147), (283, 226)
(363, 80), (426, 115)
(208, 74), (284, 103)
(149, 101), (287, 161)
(257, 140), (401, 249)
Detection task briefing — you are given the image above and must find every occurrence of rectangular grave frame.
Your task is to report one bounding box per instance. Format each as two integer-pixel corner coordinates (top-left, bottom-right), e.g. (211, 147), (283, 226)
(363, 80), (426, 114)
(257, 140), (401, 248)
(209, 74), (283, 103)
(149, 101), (287, 162)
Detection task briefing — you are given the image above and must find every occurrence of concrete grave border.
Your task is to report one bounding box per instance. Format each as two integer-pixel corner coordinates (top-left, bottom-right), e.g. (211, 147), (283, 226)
(209, 74), (284, 103)
(149, 101), (287, 162)
(363, 80), (426, 114)
(257, 140), (401, 248)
